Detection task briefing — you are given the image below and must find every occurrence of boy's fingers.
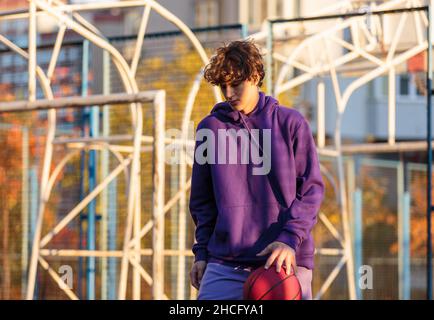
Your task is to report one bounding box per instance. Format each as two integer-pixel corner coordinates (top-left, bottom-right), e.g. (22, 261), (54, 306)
(276, 254), (285, 273)
(197, 266), (205, 285)
(257, 245), (270, 256)
(190, 268), (198, 289)
(285, 257), (291, 275)
(265, 250), (279, 269)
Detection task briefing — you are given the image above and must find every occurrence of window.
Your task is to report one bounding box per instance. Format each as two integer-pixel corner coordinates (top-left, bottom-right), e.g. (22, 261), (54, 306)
(399, 75), (409, 96)
(398, 74), (425, 99)
(378, 74), (424, 101)
(244, 0), (286, 29)
(195, 0), (220, 28)
(415, 74), (424, 96)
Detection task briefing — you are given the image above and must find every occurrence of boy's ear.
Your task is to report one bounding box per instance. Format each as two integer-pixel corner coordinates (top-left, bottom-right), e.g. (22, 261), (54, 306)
(253, 74), (260, 86)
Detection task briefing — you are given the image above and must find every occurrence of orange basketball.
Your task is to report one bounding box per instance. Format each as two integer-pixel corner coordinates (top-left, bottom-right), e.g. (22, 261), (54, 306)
(243, 265), (302, 300)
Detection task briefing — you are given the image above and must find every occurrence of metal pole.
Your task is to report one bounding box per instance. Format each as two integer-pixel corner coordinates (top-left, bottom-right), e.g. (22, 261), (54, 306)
(241, 23), (248, 39)
(108, 179), (117, 299)
(21, 127), (29, 298)
(152, 91), (166, 299)
(28, 1), (36, 102)
(270, 6), (428, 24)
(81, 39), (98, 300)
(239, 0), (248, 26)
(26, 0), (52, 300)
(80, 39), (95, 300)
(353, 188), (363, 299)
(170, 162), (180, 298)
(87, 104), (98, 300)
(101, 49), (110, 300)
(78, 126), (85, 300)
(347, 156), (362, 299)
(398, 158), (411, 299)
(103, 50), (118, 300)
(29, 167), (38, 298)
(427, 4), (433, 301)
(388, 68), (396, 145)
(78, 40), (89, 300)
(133, 177), (141, 299)
(0, 92), (159, 113)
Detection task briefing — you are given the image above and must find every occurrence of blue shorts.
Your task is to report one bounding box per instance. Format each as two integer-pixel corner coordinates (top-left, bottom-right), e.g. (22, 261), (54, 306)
(197, 262), (313, 300)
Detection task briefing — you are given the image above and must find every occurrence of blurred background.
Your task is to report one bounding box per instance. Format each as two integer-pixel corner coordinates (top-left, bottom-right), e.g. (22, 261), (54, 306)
(0, 0), (433, 300)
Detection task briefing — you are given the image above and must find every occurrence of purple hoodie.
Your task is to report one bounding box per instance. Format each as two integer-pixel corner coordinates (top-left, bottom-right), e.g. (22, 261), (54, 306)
(189, 91), (325, 270)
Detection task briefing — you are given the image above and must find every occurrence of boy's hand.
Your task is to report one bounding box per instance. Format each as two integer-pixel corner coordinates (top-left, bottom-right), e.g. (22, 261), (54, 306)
(190, 260), (207, 290)
(257, 241), (297, 275)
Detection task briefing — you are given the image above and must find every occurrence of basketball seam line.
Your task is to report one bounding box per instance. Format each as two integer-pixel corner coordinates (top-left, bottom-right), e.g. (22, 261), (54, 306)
(258, 273), (296, 300)
(290, 284), (302, 300)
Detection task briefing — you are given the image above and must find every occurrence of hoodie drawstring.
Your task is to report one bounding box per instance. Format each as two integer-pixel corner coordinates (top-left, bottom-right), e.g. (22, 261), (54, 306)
(237, 110), (269, 161)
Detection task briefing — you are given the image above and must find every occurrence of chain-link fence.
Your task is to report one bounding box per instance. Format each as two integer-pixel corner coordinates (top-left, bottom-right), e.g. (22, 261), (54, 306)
(0, 25), (247, 300)
(0, 19), (432, 300)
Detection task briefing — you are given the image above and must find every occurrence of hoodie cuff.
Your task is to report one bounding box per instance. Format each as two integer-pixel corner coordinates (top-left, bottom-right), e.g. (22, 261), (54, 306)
(193, 248), (208, 263)
(275, 230), (301, 253)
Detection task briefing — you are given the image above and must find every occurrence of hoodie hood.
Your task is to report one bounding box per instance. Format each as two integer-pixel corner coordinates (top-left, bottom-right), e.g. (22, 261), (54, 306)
(210, 91), (278, 123)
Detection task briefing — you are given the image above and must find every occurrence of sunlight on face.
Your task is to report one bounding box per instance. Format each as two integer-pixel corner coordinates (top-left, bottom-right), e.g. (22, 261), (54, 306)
(220, 79), (259, 113)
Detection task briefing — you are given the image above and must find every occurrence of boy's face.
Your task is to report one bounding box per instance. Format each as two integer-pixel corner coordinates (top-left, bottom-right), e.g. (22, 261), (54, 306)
(220, 78), (259, 113)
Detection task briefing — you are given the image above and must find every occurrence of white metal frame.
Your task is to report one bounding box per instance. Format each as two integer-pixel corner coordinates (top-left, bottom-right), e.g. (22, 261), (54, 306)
(0, 0), (224, 300)
(254, 0), (431, 300)
(4, 0), (429, 301)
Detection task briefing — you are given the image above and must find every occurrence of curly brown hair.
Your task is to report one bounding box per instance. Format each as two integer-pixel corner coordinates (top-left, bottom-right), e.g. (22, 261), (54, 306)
(204, 39), (265, 87)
